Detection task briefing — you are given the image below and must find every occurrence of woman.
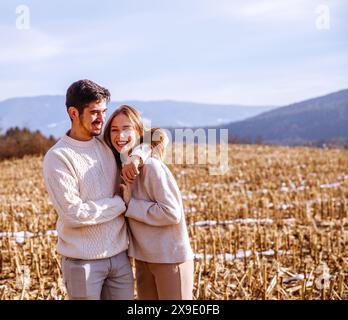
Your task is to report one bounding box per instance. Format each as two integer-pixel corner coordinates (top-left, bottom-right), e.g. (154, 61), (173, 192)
(103, 105), (194, 300)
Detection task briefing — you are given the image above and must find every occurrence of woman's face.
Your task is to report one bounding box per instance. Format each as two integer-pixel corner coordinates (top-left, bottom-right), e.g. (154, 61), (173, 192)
(110, 113), (138, 154)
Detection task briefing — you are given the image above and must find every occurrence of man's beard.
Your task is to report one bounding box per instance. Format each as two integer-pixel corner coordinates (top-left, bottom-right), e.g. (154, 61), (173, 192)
(80, 116), (102, 137)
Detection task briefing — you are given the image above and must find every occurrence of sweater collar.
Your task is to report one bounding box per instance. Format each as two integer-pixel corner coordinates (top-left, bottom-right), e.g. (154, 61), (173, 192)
(61, 130), (97, 148)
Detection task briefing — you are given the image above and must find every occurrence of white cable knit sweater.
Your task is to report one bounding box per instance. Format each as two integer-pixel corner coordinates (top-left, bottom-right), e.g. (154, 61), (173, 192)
(125, 157), (194, 263)
(43, 132), (149, 260)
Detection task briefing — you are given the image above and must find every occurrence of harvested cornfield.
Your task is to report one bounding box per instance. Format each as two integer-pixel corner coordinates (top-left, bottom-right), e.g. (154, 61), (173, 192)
(0, 144), (347, 299)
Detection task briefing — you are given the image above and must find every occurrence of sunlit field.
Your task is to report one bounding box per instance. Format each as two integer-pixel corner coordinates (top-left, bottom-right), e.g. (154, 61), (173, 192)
(0, 144), (347, 299)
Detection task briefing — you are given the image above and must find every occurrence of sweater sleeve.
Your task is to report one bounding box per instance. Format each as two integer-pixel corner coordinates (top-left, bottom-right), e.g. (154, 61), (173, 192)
(125, 159), (182, 226)
(43, 153), (126, 228)
(130, 143), (151, 164)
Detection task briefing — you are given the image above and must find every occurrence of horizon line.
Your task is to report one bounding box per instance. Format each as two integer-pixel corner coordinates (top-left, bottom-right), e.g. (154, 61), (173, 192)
(0, 86), (347, 108)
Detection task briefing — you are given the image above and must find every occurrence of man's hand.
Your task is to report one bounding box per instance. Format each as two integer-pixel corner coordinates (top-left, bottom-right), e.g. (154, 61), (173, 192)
(121, 155), (142, 184)
(120, 183), (132, 206)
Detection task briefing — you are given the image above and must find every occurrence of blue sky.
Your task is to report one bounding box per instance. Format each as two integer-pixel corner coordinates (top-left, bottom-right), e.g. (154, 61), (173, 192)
(0, 0), (347, 105)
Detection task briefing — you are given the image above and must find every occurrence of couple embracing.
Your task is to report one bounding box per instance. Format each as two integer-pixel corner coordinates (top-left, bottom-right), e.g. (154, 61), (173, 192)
(43, 79), (194, 300)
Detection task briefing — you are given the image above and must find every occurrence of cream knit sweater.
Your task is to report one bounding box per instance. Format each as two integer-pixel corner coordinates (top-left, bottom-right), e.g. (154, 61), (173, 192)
(125, 157), (194, 263)
(43, 132), (149, 260)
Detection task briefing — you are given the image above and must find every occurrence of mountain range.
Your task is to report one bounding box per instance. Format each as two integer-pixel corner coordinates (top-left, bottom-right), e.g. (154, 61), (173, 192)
(0, 97), (274, 138)
(0, 88), (347, 147)
(219, 88), (348, 146)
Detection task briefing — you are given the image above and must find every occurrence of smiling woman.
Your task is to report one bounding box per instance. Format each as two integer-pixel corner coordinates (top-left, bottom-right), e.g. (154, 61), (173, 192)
(103, 105), (167, 169)
(110, 113), (138, 153)
(103, 104), (194, 300)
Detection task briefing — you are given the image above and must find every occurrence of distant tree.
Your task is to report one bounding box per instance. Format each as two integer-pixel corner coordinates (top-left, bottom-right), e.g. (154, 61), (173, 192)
(255, 135), (264, 145)
(0, 127), (57, 161)
(228, 135), (242, 144)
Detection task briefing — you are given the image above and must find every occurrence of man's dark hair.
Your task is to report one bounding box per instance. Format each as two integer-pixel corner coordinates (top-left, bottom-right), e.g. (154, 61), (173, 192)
(65, 79), (111, 116)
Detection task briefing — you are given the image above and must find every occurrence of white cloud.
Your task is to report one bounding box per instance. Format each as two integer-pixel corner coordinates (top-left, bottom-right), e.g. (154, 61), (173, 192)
(0, 26), (64, 63)
(236, 0), (311, 20)
(0, 0), (346, 105)
(0, 22), (142, 66)
(107, 48), (348, 106)
(204, 0), (339, 23)
(58, 25), (146, 58)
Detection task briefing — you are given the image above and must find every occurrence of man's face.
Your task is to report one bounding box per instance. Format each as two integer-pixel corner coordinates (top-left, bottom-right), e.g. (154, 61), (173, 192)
(77, 100), (107, 138)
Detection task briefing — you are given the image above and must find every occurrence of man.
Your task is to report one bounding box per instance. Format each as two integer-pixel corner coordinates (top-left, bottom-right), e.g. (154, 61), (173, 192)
(43, 79), (150, 299)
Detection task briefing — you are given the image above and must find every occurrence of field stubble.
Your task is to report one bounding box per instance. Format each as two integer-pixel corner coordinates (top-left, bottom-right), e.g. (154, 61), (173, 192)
(0, 144), (347, 299)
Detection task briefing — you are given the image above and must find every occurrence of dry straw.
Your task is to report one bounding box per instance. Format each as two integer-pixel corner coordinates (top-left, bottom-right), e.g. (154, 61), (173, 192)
(0, 144), (347, 299)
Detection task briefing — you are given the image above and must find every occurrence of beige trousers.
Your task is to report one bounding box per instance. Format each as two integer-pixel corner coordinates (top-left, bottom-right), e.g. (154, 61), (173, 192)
(135, 259), (194, 300)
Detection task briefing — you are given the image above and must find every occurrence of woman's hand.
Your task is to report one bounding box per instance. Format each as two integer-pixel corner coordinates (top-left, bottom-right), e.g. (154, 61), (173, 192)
(120, 183), (132, 206)
(121, 155), (142, 184)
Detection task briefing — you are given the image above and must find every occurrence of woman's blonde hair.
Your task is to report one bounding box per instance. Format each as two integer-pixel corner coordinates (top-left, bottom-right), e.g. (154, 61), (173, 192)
(103, 105), (168, 168)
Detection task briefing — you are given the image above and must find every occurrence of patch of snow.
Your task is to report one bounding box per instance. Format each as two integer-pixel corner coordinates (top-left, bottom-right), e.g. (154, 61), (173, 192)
(280, 186), (290, 192)
(193, 218), (273, 227)
(0, 231), (34, 244)
(283, 274), (305, 284)
(182, 193), (198, 200)
(320, 182), (340, 189)
(194, 249), (290, 261)
(45, 230), (58, 236)
(0, 230), (58, 243)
